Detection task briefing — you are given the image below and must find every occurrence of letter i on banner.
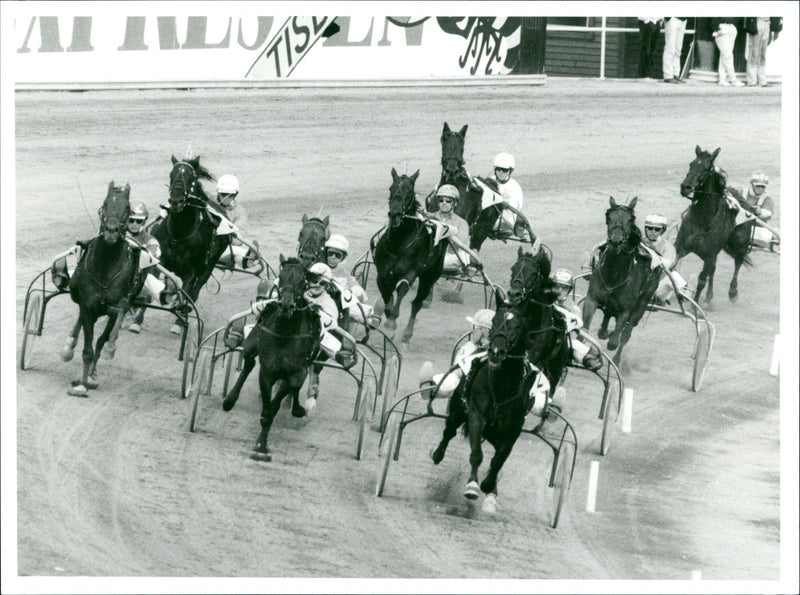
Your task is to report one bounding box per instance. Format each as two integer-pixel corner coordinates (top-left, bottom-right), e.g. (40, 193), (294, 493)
(246, 16), (334, 79)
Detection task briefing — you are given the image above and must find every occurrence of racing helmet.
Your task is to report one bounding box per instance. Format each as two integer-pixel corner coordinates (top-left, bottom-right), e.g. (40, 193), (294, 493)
(325, 234), (349, 257)
(466, 308), (495, 330)
(644, 213), (668, 232)
(307, 262), (333, 285)
(217, 174), (240, 195)
(552, 268), (574, 288)
(750, 172), (769, 187)
(127, 200), (148, 232)
(493, 152), (515, 170)
(436, 184), (460, 202)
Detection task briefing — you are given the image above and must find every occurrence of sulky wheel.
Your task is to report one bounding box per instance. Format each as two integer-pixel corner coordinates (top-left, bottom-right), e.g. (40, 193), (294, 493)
(356, 380), (374, 460)
(180, 317), (199, 399)
(222, 350), (242, 398)
(551, 441), (574, 529)
(20, 293), (42, 371)
(189, 350), (212, 432)
(692, 328), (710, 392)
(599, 390), (615, 457)
(375, 414), (399, 497)
(379, 354), (399, 432)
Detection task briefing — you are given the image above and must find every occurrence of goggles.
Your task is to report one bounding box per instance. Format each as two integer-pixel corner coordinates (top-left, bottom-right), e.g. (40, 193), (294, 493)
(753, 184), (767, 188)
(644, 225), (666, 233)
(494, 167), (511, 173)
(128, 216), (146, 226)
(438, 196), (455, 204)
(307, 273), (327, 285)
(326, 250), (345, 259)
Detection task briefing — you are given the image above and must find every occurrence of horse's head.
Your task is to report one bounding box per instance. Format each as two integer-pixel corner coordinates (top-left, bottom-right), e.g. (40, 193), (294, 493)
(168, 154), (213, 212)
(276, 254), (307, 312)
(605, 196), (640, 252)
(487, 303), (527, 367)
(99, 181), (131, 244)
(681, 145), (722, 199)
(388, 167), (420, 228)
(507, 245), (553, 306)
(297, 214), (330, 268)
(440, 121), (468, 185)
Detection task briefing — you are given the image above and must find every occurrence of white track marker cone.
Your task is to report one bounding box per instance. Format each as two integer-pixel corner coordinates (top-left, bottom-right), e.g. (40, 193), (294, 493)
(769, 334), (780, 376)
(622, 388), (633, 434)
(691, 570), (702, 580)
(585, 460), (599, 513)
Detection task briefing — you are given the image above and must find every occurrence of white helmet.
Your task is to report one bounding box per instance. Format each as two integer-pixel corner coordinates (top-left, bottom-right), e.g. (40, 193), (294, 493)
(644, 213), (668, 230)
(493, 152), (515, 170)
(307, 262), (333, 284)
(129, 199), (149, 221)
(552, 268), (574, 287)
(216, 174), (240, 195)
(466, 308), (495, 330)
(750, 172), (768, 187)
(436, 184), (460, 200)
(325, 234), (349, 256)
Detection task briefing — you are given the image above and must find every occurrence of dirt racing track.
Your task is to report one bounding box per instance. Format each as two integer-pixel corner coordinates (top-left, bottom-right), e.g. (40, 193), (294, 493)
(11, 80), (789, 585)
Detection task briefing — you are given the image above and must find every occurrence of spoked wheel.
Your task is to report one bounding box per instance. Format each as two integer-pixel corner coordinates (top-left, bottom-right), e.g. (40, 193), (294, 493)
(375, 414), (399, 497)
(189, 350), (212, 432)
(356, 380), (374, 460)
(180, 317), (199, 399)
(551, 441), (574, 529)
(20, 293), (42, 370)
(379, 354), (398, 431)
(222, 350), (242, 398)
(692, 328), (710, 392)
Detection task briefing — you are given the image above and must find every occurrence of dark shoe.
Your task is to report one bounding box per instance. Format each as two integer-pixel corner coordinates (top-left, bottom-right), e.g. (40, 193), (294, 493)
(335, 350), (357, 370)
(663, 78), (679, 84)
(582, 354), (603, 372)
(674, 76), (687, 84)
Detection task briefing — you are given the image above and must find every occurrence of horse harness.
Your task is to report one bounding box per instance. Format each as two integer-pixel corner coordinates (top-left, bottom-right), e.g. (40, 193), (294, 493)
(80, 237), (138, 308)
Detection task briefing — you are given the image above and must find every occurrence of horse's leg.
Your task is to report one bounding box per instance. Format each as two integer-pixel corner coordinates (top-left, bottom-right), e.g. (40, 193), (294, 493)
(387, 277), (411, 336)
(728, 256), (744, 302)
(582, 296), (599, 333)
(254, 370), (279, 458)
(306, 362), (322, 405)
(464, 410), (485, 499)
(694, 257), (715, 305)
(480, 431), (520, 497)
(598, 313), (613, 341)
(222, 333), (258, 411)
(69, 310), (94, 397)
(290, 369), (310, 417)
(88, 312), (121, 387)
(61, 316), (82, 362)
(402, 269), (437, 344)
(607, 308), (631, 353)
(431, 393), (466, 464)
(101, 303), (126, 359)
(377, 277), (397, 333)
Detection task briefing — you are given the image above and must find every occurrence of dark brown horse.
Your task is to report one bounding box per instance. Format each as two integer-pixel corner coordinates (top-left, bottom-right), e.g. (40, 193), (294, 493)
(582, 197), (660, 366)
(297, 214), (330, 268)
(62, 182), (138, 397)
(222, 256), (321, 461)
(374, 168), (446, 344)
(150, 155), (231, 331)
(675, 145), (753, 304)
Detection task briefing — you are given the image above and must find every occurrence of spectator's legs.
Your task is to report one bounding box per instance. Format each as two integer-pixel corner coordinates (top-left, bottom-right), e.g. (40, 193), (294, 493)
(756, 20), (769, 85)
(716, 24), (738, 84)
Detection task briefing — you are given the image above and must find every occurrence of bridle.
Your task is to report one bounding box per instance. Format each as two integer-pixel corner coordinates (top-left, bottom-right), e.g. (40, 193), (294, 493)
(297, 218), (329, 264)
(441, 131), (465, 184)
(508, 253), (543, 306)
(169, 161), (204, 211)
(605, 204), (635, 248)
(388, 181), (417, 228)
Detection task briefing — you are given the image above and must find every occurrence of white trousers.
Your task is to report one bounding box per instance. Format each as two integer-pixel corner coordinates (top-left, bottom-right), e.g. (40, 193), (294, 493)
(746, 20), (770, 85)
(140, 272), (166, 302)
(662, 18), (687, 79)
(218, 243), (249, 266)
(655, 270), (687, 302)
(752, 225), (774, 247)
(715, 24), (738, 83)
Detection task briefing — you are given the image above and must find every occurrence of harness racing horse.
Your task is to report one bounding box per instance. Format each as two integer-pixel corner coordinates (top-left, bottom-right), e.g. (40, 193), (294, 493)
(150, 155), (231, 331)
(297, 214), (330, 268)
(675, 145), (753, 305)
(582, 196), (660, 366)
(429, 121), (501, 251)
(374, 167), (446, 344)
(222, 256), (322, 461)
(62, 182), (138, 397)
(431, 265), (569, 511)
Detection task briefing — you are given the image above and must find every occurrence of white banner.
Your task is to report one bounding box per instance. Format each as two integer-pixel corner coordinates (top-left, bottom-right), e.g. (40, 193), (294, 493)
(9, 3), (524, 84)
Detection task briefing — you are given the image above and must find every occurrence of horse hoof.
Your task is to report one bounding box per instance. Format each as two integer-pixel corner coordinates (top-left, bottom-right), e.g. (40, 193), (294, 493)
(102, 344), (116, 359)
(292, 403), (308, 418)
(222, 396), (236, 412)
(86, 377), (99, 389)
(430, 447), (444, 465)
(463, 481), (481, 500)
(169, 323), (183, 335)
(729, 292), (738, 303)
(68, 385), (89, 398)
(303, 397), (317, 413)
(250, 451), (272, 462)
(128, 323), (142, 334)
(61, 346), (75, 362)
(482, 494), (498, 514)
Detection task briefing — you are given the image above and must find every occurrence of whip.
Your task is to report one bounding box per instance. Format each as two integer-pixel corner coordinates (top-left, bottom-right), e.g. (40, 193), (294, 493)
(75, 175), (98, 233)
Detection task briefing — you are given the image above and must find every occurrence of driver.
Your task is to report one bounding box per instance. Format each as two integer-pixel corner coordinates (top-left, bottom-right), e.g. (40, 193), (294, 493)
(476, 153), (529, 240)
(551, 268), (603, 371)
(642, 213), (690, 304)
(214, 174), (260, 269)
(739, 172), (778, 251)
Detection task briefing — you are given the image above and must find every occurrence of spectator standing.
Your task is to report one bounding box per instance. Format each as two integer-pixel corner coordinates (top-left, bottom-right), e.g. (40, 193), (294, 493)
(662, 17), (688, 83)
(637, 17), (663, 79)
(744, 17), (780, 86)
(712, 17), (745, 86)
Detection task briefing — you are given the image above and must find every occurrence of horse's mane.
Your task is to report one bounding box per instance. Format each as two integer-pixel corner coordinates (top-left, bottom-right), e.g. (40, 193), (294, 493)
(182, 155), (215, 182)
(628, 224), (643, 248)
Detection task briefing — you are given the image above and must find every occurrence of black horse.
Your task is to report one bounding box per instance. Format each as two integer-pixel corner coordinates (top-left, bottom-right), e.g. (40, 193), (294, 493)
(431, 265), (569, 510)
(297, 213), (330, 268)
(222, 256), (321, 461)
(428, 121), (503, 251)
(374, 167), (446, 344)
(582, 196), (660, 366)
(675, 145), (753, 304)
(62, 182), (138, 397)
(150, 155), (231, 331)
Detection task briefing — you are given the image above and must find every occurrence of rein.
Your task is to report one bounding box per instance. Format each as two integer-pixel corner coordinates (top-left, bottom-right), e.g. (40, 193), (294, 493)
(84, 238), (133, 298)
(597, 246), (636, 290)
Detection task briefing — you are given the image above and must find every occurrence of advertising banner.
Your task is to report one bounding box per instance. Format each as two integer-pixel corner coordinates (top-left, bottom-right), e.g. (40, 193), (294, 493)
(11, 3), (526, 85)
